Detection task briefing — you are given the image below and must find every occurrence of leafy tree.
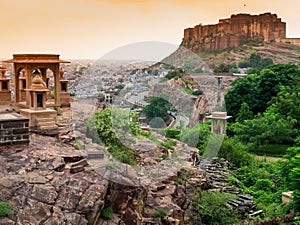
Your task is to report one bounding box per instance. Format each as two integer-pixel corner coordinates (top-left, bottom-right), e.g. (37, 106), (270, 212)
(271, 85), (300, 129)
(232, 111), (295, 147)
(236, 102), (253, 122)
(143, 97), (172, 124)
(165, 69), (183, 80)
(225, 64), (300, 119)
(238, 53), (273, 69)
(225, 73), (259, 117)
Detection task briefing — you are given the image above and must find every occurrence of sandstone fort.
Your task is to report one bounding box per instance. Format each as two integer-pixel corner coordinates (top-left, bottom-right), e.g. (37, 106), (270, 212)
(181, 13), (300, 52)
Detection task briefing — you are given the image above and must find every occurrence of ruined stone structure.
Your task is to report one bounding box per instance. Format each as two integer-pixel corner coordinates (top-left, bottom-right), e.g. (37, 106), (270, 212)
(181, 13), (296, 52)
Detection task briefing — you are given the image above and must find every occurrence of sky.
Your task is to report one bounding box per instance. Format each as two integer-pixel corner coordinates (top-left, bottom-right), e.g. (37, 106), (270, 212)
(0, 0), (299, 60)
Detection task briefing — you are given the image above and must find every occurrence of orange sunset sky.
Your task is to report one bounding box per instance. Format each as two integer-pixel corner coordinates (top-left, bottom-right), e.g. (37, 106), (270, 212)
(1, 0), (300, 59)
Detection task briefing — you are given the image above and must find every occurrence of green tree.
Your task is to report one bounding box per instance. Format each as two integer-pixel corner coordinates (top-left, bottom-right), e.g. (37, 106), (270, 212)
(225, 73), (259, 117)
(143, 97), (172, 124)
(236, 102), (253, 122)
(233, 111), (295, 147)
(272, 85), (300, 129)
(225, 64), (300, 119)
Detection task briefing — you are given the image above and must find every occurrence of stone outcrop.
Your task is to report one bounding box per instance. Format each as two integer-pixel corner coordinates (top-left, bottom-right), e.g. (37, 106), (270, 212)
(182, 13), (287, 52)
(0, 134), (108, 225)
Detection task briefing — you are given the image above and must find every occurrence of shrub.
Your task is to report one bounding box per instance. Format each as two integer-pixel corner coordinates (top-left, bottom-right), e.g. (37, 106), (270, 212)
(101, 207), (112, 220)
(162, 153), (168, 160)
(0, 202), (13, 217)
(218, 137), (255, 167)
(193, 190), (239, 225)
(154, 208), (167, 218)
(192, 89), (203, 96)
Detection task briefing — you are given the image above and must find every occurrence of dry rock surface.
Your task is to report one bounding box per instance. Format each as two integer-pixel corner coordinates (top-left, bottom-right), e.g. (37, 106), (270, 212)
(0, 115), (249, 225)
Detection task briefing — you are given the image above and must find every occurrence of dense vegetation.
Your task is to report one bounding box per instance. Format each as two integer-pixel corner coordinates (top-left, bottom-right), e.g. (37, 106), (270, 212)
(86, 107), (141, 165)
(172, 63), (300, 223)
(86, 61), (300, 223)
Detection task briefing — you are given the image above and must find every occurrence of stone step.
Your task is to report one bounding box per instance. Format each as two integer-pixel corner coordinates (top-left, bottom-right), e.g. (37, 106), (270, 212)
(36, 121), (57, 127)
(39, 125), (58, 130)
(36, 117), (56, 122)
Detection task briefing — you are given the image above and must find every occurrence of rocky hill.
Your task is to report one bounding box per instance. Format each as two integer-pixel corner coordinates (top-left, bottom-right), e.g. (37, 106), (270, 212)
(0, 125), (253, 225)
(164, 13), (300, 70)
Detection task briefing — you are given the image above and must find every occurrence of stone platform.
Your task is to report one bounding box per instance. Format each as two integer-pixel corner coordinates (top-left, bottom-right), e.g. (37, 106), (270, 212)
(0, 113), (29, 145)
(20, 108), (58, 130)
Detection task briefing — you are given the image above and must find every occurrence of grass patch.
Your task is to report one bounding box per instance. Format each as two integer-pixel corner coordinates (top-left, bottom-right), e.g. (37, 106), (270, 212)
(154, 208), (167, 218)
(0, 202), (13, 217)
(182, 87), (193, 95)
(101, 207), (112, 220)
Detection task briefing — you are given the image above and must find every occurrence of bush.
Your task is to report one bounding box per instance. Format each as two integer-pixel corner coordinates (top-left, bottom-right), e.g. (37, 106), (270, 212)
(218, 137), (255, 167)
(192, 89), (203, 96)
(193, 190), (239, 225)
(101, 207), (112, 220)
(0, 202), (13, 217)
(165, 128), (180, 139)
(154, 208), (167, 218)
(162, 153), (168, 160)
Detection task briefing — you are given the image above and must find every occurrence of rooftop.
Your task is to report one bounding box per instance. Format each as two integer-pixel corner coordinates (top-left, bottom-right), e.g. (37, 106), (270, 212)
(4, 54), (70, 64)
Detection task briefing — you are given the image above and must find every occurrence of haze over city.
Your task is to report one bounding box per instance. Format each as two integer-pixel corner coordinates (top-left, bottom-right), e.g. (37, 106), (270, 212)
(0, 0), (300, 59)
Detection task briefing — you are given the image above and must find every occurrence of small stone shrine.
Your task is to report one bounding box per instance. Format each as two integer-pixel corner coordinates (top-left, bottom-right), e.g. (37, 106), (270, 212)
(206, 111), (232, 134)
(19, 70), (58, 130)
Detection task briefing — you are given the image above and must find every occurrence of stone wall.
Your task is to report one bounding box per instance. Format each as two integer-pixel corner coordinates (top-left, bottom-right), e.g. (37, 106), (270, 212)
(0, 113), (29, 145)
(182, 13), (287, 52)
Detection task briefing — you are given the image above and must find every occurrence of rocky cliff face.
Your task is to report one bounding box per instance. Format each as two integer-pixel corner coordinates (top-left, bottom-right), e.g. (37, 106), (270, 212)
(181, 13), (286, 53)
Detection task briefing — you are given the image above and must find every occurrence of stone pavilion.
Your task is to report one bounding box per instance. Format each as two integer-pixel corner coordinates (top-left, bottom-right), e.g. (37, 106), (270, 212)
(206, 112), (232, 134)
(3, 54), (70, 130)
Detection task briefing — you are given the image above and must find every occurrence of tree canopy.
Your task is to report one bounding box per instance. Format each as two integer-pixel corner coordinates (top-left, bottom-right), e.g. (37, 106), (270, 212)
(143, 96), (173, 127)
